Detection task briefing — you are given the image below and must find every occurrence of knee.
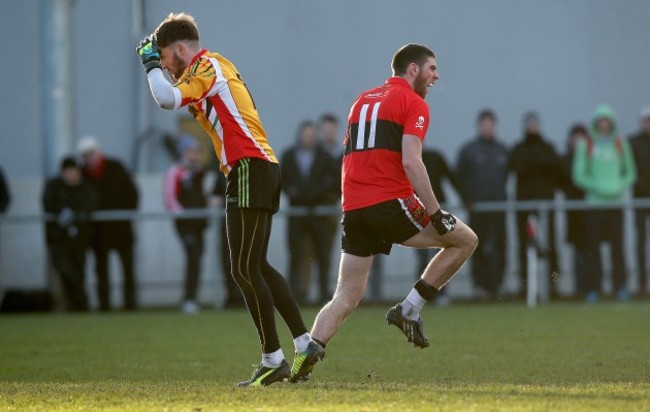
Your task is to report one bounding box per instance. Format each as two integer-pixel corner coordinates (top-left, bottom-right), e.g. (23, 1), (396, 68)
(331, 292), (362, 316)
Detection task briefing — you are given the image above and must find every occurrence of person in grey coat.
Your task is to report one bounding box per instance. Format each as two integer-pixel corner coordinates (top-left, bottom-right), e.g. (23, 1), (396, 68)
(456, 109), (509, 299)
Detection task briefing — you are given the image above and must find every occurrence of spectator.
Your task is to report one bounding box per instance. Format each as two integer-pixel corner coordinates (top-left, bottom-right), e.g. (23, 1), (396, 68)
(318, 112), (343, 298)
(560, 124), (590, 297)
(415, 147), (463, 305)
(573, 104), (637, 303)
(0, 165), (9, 213)
(456, 109), (509, 299)
(629, 105), (650, 297)
(319, 113), (344, 161)
(78, 136), (139, 311)
(43, 156), (98, 311)
(164, 136), (209, 314)
(508, 111), (562, 298)
(211, 173), (246, 308)
(281, 120), (338, 304)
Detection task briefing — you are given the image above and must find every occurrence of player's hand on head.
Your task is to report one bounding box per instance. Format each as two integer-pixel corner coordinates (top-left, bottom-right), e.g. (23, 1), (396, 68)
(136, 34), (161, 73)
(431, 209), (456, 235)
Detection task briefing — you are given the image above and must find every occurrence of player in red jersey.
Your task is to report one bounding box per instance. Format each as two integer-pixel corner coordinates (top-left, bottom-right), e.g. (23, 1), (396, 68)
(136, 13), (324, 387)
(292, 44), (478, 381)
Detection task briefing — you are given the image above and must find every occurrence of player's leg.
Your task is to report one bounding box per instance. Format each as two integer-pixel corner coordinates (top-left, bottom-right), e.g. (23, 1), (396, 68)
(254, 211), (325, 382)
(384, 197), (476, 348)
(227, 208), (290, 387)
(401, 216), (477, 288)
(310, 253), (373, 345)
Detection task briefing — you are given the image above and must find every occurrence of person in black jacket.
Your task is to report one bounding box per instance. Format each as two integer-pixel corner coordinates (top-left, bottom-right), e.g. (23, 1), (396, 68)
(78, 136), (139, 311)
(456, 109), (509, 299)
(43, 157), (98, 311)
(508, 112), (562, 298)
(560, 124), (589, 297)
(629, 106), (650, 297)
(281, 120), (338, 304)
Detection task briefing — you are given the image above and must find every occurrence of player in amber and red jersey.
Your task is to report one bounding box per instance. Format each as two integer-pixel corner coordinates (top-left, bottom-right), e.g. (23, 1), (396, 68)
(304, 44), (478, 379)
(137, 13), (323, 387)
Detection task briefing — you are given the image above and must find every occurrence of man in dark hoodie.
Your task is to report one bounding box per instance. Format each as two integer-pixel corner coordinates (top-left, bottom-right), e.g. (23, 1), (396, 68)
(573, 104), (636, 303)
(629, 105), (650, 297)
(508, 112), (562, 298)
(456, 109), (509, 299)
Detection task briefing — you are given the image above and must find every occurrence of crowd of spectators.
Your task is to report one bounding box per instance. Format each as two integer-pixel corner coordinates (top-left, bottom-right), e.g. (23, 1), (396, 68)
(1, 104), (650, 311)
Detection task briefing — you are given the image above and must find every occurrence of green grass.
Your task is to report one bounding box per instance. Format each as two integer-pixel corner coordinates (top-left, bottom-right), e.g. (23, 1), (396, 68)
(1, 303), (649, 411)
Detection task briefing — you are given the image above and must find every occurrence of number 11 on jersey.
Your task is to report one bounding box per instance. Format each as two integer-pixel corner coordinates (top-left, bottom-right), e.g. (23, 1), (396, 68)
(355, 102), (382, 150)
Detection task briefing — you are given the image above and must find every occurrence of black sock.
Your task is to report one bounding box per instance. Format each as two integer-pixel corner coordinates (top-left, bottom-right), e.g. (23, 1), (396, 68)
(314, 338), (327, 349)
(414, 279), (439, 301)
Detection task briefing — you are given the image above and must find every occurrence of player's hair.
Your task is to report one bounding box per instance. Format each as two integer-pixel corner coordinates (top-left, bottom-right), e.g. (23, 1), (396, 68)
(155, 12), (200, 48)
(391, 44), (435, 76)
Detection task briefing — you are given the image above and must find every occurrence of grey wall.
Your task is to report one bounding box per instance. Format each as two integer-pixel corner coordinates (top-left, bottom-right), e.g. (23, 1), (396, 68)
(1, 0), (649, 178)
(1, 0), (649, 305)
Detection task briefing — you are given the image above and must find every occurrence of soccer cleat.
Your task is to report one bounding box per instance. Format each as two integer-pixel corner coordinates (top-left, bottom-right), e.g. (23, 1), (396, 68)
(289, 341), (326, 383)
(386, 304), (430, 349)
(236, 359), (290, 387)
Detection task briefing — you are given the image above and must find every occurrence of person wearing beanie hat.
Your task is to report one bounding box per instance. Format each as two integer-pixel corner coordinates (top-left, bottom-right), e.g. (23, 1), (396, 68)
(629, 105), (650, 297)
(78, 135), (140, 311)
(163, 134), (208, 314)
(42, 155), (98, 311)
(573, 104), (637, 303)
(508, 110), (562, 299)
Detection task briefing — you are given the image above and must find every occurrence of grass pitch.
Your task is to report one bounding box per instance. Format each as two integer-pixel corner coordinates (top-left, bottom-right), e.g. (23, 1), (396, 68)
(1, 303), (648, 411)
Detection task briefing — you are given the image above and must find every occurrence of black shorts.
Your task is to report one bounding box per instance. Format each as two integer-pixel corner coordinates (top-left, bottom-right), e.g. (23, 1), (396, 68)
(226, 158), (280, 213)
(341, 194), (430, 257)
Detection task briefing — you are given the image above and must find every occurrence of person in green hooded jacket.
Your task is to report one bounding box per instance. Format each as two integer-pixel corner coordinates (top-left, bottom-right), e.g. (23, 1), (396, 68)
(572, 104), (637, 303)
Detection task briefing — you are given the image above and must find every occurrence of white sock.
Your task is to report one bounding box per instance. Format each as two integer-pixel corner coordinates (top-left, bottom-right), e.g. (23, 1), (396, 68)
(261, 348), (284, 368)
(293, 332), (312, 353)
(401, 288), (427, 321)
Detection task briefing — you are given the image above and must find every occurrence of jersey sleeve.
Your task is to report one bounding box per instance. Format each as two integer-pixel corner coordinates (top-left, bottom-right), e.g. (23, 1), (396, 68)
(174, 58), (219, 107)
(403, 99), (430, 140)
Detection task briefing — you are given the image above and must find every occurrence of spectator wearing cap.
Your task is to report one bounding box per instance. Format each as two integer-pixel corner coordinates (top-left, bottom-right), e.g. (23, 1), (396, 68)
(573, 104), (637, 303)
(456, 109), (509, 300)
(164, 136), (209, 314)
(629, 105), (650, 297)
(78, 136), (139, 311)
(43, 156), (98, 311)
(508, 111), (562, 298)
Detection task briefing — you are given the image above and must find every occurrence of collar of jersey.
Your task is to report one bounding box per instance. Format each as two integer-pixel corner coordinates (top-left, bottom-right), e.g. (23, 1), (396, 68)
(385, 77), (410, 88)
(190, 49), (209, 65)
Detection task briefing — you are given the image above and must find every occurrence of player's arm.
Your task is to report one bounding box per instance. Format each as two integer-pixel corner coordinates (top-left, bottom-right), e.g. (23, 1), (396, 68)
(402, 135), (440, 215)
(147, 69), (182, 110)
(136, 35), (182, 110)
(403, 135), (456, 235)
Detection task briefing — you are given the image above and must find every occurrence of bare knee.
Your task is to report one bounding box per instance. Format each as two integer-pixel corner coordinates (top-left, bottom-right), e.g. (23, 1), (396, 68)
(330, 292), (362, 317)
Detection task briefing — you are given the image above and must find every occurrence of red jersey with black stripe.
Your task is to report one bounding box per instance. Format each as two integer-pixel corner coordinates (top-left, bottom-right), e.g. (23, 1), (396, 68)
(342, 77), (430, 212)
(174, 50), (277, 176)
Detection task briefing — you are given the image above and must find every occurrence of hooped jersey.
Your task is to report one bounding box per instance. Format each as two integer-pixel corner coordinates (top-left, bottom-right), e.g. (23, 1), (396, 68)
(174, 50), (277, 175)
(342, 77), (430, 212)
